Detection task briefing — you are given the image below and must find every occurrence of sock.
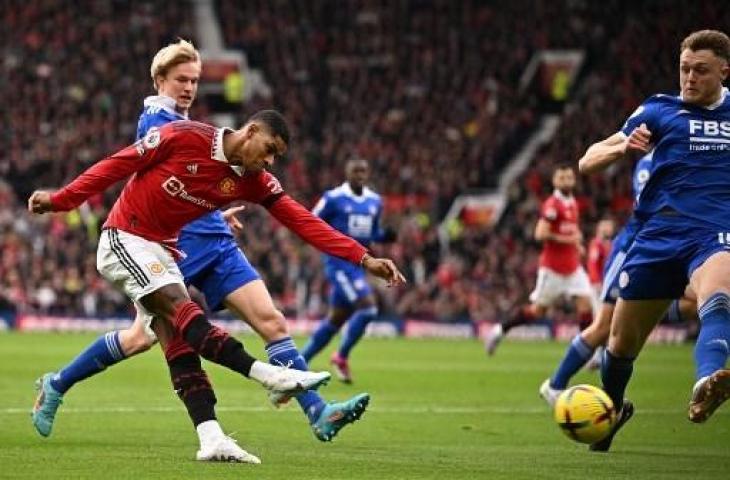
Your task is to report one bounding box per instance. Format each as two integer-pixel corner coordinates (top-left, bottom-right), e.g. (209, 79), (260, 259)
(196, 420), (225, 447)
(601, 349), (635, 409)
(175, 301), (257, 377)
(550, 334), (595, 389)
(502, 306), (536, 334)
(167, 351), (217, 427)
(694, 292), (730, 379)
(301, 320), (339, 362)
(338, 306), (377, 358)
(50, 331), (125, 394)
(578, 311), (593, 331)
(266, 337), (325, 423)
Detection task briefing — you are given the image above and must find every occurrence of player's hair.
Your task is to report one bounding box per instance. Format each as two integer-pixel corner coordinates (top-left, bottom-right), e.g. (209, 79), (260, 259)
(553, 163), (574, 173)
(346, 156), (369, 169)
(681, 30), (730, 63)
(150, 39), (201, 90)
(249, 110), (290, 145)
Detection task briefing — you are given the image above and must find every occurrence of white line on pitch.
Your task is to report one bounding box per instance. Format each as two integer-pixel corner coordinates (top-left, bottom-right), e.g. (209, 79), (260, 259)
(0, 405), (704, 415)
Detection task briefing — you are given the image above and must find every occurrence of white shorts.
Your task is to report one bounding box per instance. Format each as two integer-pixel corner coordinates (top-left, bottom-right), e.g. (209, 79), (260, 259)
(529, 266), (593, 307)
(97, 228), (184, 338)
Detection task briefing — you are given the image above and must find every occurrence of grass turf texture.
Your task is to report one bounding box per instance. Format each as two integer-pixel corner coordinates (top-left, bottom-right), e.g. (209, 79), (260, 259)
(0, 333), (728, 479)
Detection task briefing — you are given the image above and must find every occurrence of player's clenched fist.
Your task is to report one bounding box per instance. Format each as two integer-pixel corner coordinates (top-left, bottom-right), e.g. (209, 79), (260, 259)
(625, 123), (652, 154)
(361, 254), (407, 287)
(28, 190), (53, 214)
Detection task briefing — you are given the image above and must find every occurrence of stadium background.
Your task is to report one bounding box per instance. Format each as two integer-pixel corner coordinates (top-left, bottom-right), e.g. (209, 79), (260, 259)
(2, 0), (724, 340)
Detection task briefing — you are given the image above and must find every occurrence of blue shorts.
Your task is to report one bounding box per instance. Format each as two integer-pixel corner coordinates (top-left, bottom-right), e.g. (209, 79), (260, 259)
(325, 262), (373, 309)
(619, 214), (728, 300)
(177, 234), (260, 311)
(600, 217), (642, 304)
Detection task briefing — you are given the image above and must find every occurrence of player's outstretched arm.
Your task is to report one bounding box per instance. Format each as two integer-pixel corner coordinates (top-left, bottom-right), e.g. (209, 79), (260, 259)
(267, 194), (405, 284)
(578, 124), (652, 175)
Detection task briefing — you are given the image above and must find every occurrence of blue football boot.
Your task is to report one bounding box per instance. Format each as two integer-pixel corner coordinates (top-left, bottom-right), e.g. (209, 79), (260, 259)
(31, 373), (64, 437)
(311, 393), (370, 442)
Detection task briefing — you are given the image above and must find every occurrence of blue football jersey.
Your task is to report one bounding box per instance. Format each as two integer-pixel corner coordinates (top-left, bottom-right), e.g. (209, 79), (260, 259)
(621, 89), (730, 228)
(135, 95), (231, 237)
(313, 182), (385, 268)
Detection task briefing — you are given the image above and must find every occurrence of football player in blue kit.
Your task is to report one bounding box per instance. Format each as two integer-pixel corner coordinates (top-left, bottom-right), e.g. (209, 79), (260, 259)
(31, 40), (375, 458)
(577, 30), (730, 452)
(301, 157), (395, 383)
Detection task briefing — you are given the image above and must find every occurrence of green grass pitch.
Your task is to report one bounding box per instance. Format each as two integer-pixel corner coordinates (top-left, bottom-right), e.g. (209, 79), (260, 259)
(0, 333), (728, 479)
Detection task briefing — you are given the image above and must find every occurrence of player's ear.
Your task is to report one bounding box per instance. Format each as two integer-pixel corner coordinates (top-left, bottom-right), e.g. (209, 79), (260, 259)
(244, 123), (259, 139)
(720, 61), (729, 81)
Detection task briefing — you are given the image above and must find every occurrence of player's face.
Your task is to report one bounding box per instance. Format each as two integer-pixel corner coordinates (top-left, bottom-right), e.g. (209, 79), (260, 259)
(234, 124), (287, 172)
(597, 219), (615, 239)
(346, 161), (369, 189)
(679, 49), (729, 106)
(156, 61), (201, 112)
(552, 168), (575, 194)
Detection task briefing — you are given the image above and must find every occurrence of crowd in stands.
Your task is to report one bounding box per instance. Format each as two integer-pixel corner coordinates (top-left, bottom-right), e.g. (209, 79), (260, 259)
(1, 0), (727, 326)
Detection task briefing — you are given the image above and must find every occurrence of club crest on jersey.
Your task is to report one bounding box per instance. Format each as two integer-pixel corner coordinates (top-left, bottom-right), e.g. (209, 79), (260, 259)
(146, 262), (165, 276)
(187, 163), (198, 175)
(218, 177), (237, 196)
(143, 126), (161, 149)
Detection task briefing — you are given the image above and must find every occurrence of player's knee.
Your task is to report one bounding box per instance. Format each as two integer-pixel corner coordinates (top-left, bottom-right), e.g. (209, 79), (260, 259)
(120, 328), (157, 356)
(255, 308), (289, 341)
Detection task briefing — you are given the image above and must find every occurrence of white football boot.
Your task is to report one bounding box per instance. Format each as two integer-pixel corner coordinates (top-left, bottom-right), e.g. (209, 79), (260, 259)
(264, 367), (331, 407)
(196, 435), (261, 464)
(539, 378), (563, 408)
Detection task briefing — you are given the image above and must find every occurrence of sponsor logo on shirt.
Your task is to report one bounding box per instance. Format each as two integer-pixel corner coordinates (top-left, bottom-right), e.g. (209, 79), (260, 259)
(161, 176), (217, 210)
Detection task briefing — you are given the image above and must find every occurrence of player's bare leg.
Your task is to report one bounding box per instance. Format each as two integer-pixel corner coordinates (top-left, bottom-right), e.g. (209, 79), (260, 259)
(592, 298), (671, 452)
(687, 253), (730, 423)
(223, 280), (371, 441)
(486, 303), (547, 356)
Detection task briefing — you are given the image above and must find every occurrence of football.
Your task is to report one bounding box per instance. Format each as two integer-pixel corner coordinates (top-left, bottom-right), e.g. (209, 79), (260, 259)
(554, 384), (617, 444)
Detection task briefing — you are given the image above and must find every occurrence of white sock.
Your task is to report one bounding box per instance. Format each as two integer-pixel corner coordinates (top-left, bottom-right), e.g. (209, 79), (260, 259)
(248, 360), (282, 385)
(196, 420), (224, 447)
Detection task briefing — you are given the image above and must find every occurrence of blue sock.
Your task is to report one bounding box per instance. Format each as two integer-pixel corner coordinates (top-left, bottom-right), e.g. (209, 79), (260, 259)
(301, 320), (339, 362)
(50, 331), (125, 394)
(695, 292), (730, 379)
(266, 337), (325, 423)
(338, 306), (377, 358)
(601, 349), (635, 409)
(550, 334), (595, 389)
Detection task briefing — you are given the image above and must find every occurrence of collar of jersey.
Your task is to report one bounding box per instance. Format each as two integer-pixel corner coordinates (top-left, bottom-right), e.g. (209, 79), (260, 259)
(213, 127), (244, 176)
(143, 95), (188, 119)
(340, 182), (374, 202)
(553, 189), (575, 203)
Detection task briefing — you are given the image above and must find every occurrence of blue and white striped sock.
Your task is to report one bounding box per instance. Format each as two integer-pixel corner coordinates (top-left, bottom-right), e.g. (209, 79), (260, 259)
(266, 337), (325, 423)
(50, 331), (126, 394)
(695, 292), (730, 380)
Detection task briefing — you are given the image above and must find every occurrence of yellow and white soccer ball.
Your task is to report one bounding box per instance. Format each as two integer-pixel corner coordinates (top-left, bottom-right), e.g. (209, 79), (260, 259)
(554, 384), (616, 444)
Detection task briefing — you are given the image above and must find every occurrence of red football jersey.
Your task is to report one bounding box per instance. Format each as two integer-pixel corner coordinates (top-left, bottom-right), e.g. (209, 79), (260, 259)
(50, 121), (367, 265)
(587, 236), (612, 285)
(538, 192), (581, 275)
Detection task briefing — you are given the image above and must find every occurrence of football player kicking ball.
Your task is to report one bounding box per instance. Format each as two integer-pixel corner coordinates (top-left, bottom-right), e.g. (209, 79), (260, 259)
(576, 30), (730, 452)
(30, 41), (379, 462)
(485, 164), (594, 355)
(29, 107), (405, 462)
